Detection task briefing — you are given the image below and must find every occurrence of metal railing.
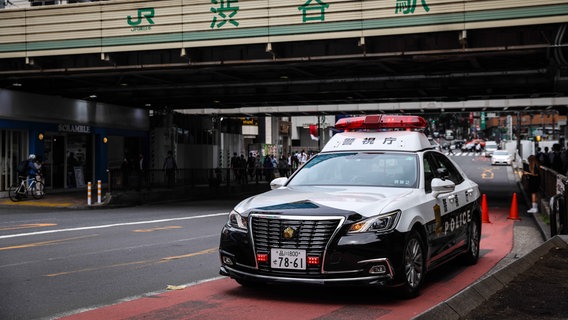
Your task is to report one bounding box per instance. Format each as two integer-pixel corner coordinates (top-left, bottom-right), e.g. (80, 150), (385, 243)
(535, 165), (568, 236)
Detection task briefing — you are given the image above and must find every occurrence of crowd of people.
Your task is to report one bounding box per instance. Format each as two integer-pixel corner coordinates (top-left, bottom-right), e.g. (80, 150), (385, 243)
(535, 143), (568, 175)
(230, 149), (315, 184)
(525, 142), (568, 214)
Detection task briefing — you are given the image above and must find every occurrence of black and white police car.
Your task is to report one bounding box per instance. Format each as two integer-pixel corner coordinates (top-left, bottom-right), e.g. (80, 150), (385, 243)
(219, 115), (482, 298)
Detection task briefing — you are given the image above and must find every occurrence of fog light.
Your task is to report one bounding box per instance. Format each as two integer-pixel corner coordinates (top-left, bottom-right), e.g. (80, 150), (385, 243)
(369, 264), (386, 274)
(307, 256), (320, 266)
(222, 256), (234, 266)
(256, 253), (269, 263)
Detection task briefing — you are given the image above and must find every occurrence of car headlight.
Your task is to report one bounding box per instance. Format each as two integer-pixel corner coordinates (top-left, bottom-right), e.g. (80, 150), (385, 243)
(347, 210), (401, 234)
(227, 210), (248, 231)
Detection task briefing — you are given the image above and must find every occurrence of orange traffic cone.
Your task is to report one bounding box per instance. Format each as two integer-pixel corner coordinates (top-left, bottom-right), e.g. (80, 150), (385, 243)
(508, 192), (521, 221)
(481, 194), (491, 223)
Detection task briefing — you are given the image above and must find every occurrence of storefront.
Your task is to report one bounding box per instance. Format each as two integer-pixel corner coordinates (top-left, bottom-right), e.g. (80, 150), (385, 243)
(0, 90), (149, 192)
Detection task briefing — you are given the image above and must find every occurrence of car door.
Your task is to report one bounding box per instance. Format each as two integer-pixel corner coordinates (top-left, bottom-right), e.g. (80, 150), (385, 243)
(430, 153), (474, 261)
(423, 152), (474, 266)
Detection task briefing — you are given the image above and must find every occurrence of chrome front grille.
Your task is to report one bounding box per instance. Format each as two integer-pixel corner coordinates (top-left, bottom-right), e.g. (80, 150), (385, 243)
(251, 215), (342, 274)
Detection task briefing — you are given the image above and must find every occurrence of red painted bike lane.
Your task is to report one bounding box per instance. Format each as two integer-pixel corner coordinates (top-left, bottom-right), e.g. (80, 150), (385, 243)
(61, 208), (513, 320)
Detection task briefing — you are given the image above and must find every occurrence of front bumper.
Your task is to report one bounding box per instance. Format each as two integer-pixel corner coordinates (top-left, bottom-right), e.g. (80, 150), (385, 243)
(219, 263), (393, 286)
(219, 224), (406, 287)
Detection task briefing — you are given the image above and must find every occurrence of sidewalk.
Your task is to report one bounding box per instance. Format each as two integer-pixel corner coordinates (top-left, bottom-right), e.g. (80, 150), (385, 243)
(415, 163), (564, 319)
(0, 181), (272, 209)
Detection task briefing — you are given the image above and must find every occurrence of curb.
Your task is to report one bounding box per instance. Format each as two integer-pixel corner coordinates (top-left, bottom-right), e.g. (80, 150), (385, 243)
(413, 235), (568, 320)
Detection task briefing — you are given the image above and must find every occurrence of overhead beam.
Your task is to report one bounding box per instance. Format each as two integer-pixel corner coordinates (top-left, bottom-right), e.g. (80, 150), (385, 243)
(177, 97), (568, 116)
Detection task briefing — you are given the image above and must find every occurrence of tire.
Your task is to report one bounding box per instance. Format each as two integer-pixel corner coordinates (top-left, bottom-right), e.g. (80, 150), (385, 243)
(461, 216), (481, 265)
(31, 181), (45, 199)
(396, 230), (426, 299)
(8, 184), (21, 202)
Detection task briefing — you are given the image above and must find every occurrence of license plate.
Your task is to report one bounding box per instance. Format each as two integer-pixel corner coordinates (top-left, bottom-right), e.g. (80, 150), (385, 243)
(270, 248), (306, 270)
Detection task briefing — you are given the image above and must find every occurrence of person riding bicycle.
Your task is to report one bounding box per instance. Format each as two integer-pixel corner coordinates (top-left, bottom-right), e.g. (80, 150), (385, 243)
(25, 154), (40, 186)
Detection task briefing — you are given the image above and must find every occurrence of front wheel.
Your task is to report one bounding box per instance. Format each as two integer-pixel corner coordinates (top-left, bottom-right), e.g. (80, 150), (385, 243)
(31, 181), (45, 199)
(461, 217), (481, 265)
(396, 230), (426, 299)
(8, 184), (22, 202)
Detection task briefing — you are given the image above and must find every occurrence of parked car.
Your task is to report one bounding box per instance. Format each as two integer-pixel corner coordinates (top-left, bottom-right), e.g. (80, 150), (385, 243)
(491, 150), (514, 165)
(219, 115), (482, 299)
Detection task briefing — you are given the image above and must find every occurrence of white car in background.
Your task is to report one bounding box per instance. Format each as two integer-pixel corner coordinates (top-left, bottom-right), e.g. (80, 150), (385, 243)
(491, 150), (514, 165)
(484, 141), (498, 157)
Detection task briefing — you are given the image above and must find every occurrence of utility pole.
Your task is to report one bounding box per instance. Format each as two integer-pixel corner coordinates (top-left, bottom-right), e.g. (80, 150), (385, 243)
(516, 111), (522, 158)
(317, 115), (321, 151)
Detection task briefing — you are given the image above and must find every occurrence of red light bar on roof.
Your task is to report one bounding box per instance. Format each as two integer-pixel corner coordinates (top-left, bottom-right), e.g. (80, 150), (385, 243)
(335, 115), (427, 131)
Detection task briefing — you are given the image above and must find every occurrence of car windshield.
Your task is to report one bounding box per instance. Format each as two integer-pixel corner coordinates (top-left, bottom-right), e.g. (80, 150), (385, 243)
(287, 152), (418, 188)
(494, 150), (509, 155)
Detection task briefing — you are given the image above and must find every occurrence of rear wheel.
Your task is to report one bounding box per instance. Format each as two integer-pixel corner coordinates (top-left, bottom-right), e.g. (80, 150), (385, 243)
(8, 184), (21, 202)
(396, 230), (426, 299)
(31, 181), (45, 199)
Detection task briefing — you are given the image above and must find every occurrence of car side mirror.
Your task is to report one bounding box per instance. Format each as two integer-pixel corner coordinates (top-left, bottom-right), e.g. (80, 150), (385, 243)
(270, 177), (288, 190)
(431, 178), (455, 198)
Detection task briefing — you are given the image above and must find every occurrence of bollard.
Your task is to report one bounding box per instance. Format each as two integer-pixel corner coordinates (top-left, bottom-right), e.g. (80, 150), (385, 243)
(87, 181), (92, 206)
(97, 180), (102, 204)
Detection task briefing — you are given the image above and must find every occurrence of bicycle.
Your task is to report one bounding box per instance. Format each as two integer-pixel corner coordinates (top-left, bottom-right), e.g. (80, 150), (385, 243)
(9, 175), (45, 202)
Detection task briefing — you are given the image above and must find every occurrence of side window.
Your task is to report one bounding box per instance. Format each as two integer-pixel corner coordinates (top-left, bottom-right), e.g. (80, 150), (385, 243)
(432, 153), (465, 185)
(423, 153), (436, 193)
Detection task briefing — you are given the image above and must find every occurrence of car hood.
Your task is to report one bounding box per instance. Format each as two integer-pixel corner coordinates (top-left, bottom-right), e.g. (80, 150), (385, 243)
(234, 186), (415, 217)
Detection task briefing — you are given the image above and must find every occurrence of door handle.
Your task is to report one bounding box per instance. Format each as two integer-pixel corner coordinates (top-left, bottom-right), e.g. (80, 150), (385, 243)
(448, 194), (456, 203)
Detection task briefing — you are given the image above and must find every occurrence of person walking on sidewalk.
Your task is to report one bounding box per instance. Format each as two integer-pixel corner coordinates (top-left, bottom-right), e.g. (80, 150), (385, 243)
(524, 154), (540, 214)
(163, 150), (177, 188)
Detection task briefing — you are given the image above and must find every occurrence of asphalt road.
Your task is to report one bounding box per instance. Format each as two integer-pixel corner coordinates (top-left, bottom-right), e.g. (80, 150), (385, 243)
(0, 200), (237, 319)
(0, 152), (525, 320)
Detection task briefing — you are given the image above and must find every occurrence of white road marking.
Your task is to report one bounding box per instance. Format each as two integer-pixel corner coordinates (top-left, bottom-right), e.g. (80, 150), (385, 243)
(0, 212), (228, 239)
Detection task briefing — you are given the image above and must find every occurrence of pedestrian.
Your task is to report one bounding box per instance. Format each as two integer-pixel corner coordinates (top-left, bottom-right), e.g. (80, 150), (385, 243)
(230, 152), (241, 183)
(292, 151), (299, 170)
(549, 143), (563, 173)
(67, 151), (79, 188)
(300, 149), (307, 165)
(524, 155), (540, 214)
(278, 155), (289, 177)
(254, 155), (262, 184)
(24, 154), (39, 197)
(247, 153), (256, 180)
(263, 155), (273, 181)
(239, 154), (247, 184)
(163, 150), (177, 188)
(536, 147), (547, 167)
(136, 153), (146, 190)
(541, 146), (551, 167)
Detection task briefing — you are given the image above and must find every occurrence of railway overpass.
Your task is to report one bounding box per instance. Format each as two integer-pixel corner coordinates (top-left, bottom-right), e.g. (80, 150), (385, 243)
(0, 0), (567, 114)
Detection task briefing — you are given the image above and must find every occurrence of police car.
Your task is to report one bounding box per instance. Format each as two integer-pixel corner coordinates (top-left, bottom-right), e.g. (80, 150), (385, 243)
(219, 115), (481, 298)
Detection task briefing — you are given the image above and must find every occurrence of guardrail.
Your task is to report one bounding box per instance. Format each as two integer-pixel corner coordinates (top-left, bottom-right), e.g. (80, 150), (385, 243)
(536, 165), (568, 236)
